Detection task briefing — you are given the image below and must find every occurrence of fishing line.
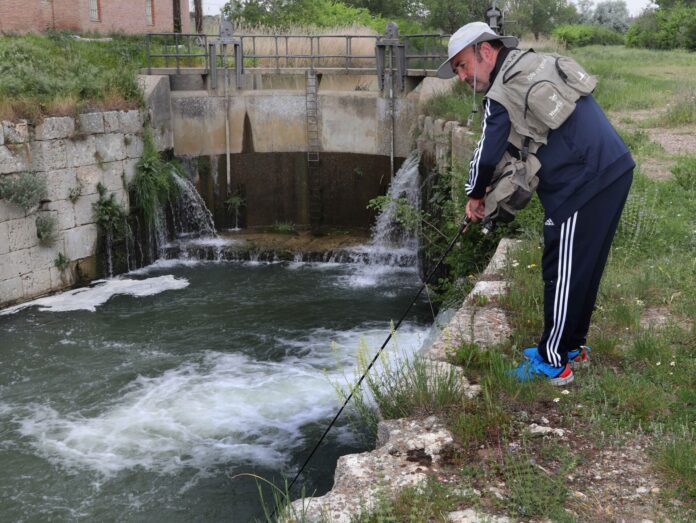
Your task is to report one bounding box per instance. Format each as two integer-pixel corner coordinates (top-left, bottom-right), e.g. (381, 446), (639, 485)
(279, 216), (472, 506)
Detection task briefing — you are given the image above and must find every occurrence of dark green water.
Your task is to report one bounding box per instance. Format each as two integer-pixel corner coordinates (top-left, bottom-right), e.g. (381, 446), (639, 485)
(0, 259), (432, 522)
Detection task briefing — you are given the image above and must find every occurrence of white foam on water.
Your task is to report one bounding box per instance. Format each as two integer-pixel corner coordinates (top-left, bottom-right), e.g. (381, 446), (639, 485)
(0, 276), (189, 315)
(9, 324), (429, 477)
(127, 258), (205, 275)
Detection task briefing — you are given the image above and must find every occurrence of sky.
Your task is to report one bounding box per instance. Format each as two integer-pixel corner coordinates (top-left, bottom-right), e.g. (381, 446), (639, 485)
(200, 0), (655, 18)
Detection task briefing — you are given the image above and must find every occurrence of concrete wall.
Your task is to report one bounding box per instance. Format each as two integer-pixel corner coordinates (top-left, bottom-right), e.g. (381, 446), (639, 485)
(0, 0), (190, 34)
(170, 87), (417, 159)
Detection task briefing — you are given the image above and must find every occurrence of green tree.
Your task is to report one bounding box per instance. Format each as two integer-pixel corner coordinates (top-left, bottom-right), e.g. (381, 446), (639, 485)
(422, 0), (490, 33)
(508, 0), (578, 40)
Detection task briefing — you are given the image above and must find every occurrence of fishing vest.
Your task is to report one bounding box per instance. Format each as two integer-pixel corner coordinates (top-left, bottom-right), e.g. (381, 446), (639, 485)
(486, 49), (597, 156)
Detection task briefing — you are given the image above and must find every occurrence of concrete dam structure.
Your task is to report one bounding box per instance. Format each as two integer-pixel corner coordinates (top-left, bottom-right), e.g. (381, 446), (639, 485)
(145, 26), (453, 230)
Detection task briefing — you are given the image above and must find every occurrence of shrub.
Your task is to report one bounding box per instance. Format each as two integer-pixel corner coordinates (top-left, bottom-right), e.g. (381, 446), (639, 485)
(94, 183), (130, 240)
(35, 213), (58, 246)
(130, 131), (182, 229)
(626, 6), (696, 51)
(0, 172), (47, 211)
(553, 24), (625, 47)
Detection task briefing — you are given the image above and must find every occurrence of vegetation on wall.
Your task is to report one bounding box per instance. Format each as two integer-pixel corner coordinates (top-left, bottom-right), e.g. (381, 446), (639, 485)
(0, 172), (47, 211)
(93, 182), (131, 241)
(129, 131), (182, 229)
(35, 213), (58, 246)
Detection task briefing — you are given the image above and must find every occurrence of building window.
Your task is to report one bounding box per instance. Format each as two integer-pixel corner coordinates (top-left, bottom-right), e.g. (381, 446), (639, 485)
(146, 0), (154, 26)
(89, 0), (100, 22)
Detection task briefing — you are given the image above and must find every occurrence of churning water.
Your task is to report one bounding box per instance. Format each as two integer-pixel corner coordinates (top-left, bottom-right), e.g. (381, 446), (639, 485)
(0, 153), (429, 521)
(0, 261), (431, 521)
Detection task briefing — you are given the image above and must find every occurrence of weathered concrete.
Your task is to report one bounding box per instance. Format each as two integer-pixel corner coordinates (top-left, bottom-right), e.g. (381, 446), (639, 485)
(170, 86), (418, 159)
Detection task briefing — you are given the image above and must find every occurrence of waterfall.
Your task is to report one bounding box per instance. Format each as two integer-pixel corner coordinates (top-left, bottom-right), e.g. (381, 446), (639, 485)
(351, 151), (421, 268)
(371, 151), (421, 251)
(170, 175), (217, 240)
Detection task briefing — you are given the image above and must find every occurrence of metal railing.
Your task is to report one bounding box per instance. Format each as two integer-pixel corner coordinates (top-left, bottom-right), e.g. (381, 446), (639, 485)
(145, 33), (209, 74)
(146, 32), (448, 72)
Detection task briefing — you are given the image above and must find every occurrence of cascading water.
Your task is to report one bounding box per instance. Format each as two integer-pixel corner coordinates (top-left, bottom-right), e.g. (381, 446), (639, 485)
(344, 150), (421, 270)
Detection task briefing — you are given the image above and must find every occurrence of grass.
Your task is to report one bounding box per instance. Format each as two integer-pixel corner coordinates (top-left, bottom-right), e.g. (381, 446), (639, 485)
(0, 31), (143, 121)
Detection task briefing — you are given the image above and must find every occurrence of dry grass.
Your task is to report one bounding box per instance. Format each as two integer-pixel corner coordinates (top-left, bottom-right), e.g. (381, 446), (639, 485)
(517, 34), (567, 53)
(224, 24), (379, 68)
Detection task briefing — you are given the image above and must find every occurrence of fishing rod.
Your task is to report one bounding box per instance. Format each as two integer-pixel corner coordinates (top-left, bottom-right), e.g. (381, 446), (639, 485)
(279, 215), (473, 506)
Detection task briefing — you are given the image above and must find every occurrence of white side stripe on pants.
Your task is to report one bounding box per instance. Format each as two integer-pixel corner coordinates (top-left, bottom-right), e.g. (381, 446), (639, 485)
(546, 212), (578, 367)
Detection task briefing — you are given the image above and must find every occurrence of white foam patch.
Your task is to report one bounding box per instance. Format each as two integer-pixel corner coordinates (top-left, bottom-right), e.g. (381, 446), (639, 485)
(0, 276), (189, 315)
(11, 324), (429, 477)
(127, 258), (204, 275)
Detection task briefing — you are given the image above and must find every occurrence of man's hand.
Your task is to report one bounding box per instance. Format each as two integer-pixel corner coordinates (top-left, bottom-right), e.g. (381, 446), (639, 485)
(466, 197), (486, 222)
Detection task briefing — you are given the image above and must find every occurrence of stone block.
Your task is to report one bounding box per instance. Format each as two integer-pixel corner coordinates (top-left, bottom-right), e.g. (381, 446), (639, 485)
(0, 199), (26, 222)
(0, 249), (31, 280)
(45, 199), (76, 230)
(67, 136), (97, 168)
(123, 158), (139, 185)
(64, 223), (98, 260)
(50, 265), (74, 290)
(28, 242), (63, 270)
(40, 168), (78, 201)
(2, 120), (30, 144)
(124, 134), (144, 159)
(0, 277), (23, 304)
(94, 134), (126, 162)
(101, 161), (125, 192)
(118, 110), (144, 134)
(112, 188), (130, 213)
(423, 116), (433, 137)
(433, 118), (445, 137)
(0, 144), (30, 174)
(76, 164), (104, 195)
(152, 125), (173, 152)
(30, 140), (68, 171)
(0, 221), (8, 255)
(73, 193), (100, 226)
(452, 127), (474, 168)
(78, 113), (104, 134)
(35, 117), (75, 141)
(21, 267), (51, 299)
(103, 112), (120, 133)
(8, 217), (37, 251)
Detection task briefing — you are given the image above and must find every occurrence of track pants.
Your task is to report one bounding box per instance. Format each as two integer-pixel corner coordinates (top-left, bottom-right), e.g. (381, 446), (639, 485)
(538, 171), (633, 367)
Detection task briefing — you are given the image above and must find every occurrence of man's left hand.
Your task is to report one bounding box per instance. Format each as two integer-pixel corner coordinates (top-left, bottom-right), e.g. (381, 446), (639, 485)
(466, 197), (486, 222)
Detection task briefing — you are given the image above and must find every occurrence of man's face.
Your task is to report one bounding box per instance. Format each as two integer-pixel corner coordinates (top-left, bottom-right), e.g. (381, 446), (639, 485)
(450, 43), (498, 92)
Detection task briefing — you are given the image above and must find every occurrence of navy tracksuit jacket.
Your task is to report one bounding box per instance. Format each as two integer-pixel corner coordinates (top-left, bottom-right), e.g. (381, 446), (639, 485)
(467, 56), (635, 366)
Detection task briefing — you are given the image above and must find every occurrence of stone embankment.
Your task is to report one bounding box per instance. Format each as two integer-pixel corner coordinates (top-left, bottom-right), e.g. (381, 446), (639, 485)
(0, 76), (171, 309)
(291, 239), (520, 523)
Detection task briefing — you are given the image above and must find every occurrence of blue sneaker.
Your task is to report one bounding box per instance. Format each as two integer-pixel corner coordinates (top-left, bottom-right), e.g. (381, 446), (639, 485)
(523, 345), (591, 370)
(509, 359), (574, 386)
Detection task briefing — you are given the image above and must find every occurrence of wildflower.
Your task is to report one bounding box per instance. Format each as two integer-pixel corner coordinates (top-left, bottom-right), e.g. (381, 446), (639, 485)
(656, 361), (661, 366)
(561, 389), (570, 395)
(670, 361), (675, 367)
(526, 263), (537, 269)
(553, 397), (560, 403)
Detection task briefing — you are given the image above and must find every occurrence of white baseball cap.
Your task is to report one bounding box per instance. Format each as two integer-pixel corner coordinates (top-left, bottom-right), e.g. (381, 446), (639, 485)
(436, 22), (518, 79)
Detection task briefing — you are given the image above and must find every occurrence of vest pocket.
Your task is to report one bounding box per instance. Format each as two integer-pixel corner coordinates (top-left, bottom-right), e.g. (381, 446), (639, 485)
(525, 81), (577, 132)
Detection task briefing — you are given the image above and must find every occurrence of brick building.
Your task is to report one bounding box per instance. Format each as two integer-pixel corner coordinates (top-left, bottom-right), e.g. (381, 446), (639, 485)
(0, 0), (191, 34)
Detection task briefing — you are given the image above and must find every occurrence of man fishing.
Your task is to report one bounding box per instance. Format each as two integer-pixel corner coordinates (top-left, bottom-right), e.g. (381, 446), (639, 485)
(437, 22), (635, 385)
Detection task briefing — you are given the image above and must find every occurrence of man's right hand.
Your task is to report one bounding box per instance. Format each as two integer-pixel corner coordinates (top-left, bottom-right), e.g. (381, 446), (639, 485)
(466, 197), (486, 222)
